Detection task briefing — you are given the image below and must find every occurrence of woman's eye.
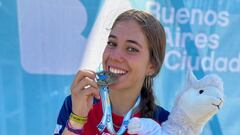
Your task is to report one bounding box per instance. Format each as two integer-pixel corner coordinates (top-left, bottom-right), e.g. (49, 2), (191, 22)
(107, 41), (116, 48)
(127, 47), (139, 52)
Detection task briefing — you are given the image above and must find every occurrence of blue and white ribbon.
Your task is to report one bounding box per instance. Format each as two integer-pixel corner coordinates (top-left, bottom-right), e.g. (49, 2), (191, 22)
(97, 86), (141, 135)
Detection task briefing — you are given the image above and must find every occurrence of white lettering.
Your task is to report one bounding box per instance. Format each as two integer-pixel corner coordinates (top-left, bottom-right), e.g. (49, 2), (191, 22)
(181, 32), (194, 47)
(145, 1), (160, 20)
(218, 11), (229, 27)
(165, 50), (181, 70)
(165, 26), (220, 50)
(164, 50), (240, 73)
(190, 9), (203, 25)
(201, 51), (214, 71)
(195, 33), (208, 49)
(145, 1), (230, 27)
(215, 57), (228, 72)
(162, 7), (175, 24)
(175, 27), (181, 47)
(208, 34), (219, 49)
(165, 27), (174, 47)
(176, 8), (190, 24)
(204, 10), (218, 26)
(229, 54), (240, 72)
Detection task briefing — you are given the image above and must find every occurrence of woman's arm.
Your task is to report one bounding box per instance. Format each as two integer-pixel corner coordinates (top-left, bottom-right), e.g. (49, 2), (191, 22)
(62, 119), (85, 135)
(54, 70), (100, 135)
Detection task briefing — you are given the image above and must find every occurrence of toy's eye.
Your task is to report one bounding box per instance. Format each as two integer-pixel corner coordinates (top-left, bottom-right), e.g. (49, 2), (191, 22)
(199, 90), (204, 94)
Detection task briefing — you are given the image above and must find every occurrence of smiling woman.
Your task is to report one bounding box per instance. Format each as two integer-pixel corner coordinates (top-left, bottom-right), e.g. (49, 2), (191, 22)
(54, 9), (168, 135)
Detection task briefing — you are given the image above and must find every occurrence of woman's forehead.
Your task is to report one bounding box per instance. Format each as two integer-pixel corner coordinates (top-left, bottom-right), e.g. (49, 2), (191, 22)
(109, 21), (148, 45)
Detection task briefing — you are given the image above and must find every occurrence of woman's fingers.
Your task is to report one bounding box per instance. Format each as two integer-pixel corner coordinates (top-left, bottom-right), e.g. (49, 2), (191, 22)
(74, 76), (100, 99)
(71, 70), (96, 90)
(71, 69), (100, 98)
(80, 77), (98, 90)
(71, 76), (98, 92)
(70, 70), (100, 116)
(82, 86), (100, 99)
(71, 78), (100, 100)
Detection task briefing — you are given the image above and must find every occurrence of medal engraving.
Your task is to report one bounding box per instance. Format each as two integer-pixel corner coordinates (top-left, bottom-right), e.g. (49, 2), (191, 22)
(96, 71), (118, 86)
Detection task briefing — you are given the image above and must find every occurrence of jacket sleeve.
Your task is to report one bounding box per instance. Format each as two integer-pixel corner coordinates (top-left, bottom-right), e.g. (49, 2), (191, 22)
(53, 96), (99, 135)
(54, 95), (72, 135)
(153, 105), (170, 125)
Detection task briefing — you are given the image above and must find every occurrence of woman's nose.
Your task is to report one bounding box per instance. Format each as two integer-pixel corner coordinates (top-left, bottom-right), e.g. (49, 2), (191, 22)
(110, 48), (124, 63)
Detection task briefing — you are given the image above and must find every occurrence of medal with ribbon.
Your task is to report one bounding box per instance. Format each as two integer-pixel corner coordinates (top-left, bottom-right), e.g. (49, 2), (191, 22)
(96, 71), (140, 135)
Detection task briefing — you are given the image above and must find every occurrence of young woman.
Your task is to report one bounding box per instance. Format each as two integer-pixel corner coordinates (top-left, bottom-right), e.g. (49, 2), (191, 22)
(54, 9), (169, 135)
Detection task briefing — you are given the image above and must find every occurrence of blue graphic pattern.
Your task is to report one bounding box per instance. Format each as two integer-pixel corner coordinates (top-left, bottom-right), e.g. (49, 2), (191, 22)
(0, 0), (240, 134)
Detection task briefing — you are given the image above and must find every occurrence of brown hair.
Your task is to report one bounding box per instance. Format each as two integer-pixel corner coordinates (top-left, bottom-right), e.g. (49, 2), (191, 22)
(112, 9), (166, 118)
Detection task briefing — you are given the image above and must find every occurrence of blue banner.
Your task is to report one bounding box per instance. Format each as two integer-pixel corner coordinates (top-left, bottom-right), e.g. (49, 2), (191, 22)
(0, 0), (239, 134)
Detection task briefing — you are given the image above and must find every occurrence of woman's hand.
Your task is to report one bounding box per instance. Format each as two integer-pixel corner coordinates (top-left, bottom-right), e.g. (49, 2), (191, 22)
(70, 70), (100, 117)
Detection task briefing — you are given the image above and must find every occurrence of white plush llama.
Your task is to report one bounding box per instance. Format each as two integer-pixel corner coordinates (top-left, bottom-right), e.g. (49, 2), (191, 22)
(128, 71), (224, 135)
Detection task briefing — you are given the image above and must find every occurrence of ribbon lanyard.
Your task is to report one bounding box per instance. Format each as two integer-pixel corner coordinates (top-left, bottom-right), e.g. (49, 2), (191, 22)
(97, 85), (141, 135)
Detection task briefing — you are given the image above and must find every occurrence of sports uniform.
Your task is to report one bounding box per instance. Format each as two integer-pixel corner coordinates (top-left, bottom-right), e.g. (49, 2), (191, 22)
(54, 96), (169, 135)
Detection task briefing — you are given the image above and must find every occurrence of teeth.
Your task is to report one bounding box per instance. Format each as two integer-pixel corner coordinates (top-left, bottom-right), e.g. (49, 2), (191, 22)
(109, 67), (126, 74)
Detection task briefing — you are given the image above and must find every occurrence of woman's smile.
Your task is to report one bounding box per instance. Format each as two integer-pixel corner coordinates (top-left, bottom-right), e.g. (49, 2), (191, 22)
(108, 66), (128, 75)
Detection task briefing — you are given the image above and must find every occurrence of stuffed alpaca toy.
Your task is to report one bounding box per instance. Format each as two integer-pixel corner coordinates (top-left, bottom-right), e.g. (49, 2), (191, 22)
(128, 71), (224, 135)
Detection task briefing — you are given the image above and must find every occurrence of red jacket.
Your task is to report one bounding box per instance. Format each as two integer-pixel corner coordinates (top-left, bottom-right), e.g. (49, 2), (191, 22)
(54, 96), (169, 135)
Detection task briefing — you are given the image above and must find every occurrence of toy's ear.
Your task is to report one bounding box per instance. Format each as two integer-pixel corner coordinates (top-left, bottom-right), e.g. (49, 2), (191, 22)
(186, 69), (197, 87)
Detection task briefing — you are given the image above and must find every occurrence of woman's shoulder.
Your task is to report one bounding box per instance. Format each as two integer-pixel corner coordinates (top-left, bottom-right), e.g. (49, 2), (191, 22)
(153, 105), (169, 124)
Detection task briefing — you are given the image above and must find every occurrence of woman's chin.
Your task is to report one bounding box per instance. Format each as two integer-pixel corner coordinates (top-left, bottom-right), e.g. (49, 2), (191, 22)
(108, 81), (125, 91)
(109, 74), (129, 89)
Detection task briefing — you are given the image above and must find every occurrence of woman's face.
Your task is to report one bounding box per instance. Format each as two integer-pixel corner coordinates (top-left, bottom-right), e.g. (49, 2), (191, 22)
(102, 20), (155, 91)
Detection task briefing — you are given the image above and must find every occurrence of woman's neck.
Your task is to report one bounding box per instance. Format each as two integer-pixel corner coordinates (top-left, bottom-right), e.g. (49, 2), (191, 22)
(109, 89), (140, 116)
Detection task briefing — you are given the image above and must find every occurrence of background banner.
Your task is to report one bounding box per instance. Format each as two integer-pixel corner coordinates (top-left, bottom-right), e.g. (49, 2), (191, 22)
(0, 0), (239, 134)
